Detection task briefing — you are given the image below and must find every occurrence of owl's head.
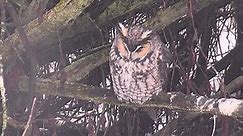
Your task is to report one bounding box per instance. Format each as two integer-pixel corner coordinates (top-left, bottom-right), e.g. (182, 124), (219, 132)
(113, 23), (160, 62)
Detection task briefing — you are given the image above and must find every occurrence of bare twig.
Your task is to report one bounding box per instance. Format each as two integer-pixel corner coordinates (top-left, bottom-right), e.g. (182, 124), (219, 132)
(22, 97), (37, 136)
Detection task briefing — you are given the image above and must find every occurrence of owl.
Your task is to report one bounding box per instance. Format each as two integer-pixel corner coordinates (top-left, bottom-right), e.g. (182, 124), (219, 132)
(109, 23), (171, 104)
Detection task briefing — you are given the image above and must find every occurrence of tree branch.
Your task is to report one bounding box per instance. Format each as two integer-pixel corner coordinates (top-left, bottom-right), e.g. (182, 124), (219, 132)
(1, 0), (94, 59)
(17, 76), (243, 118)
(145, 0), (231, 30)
(214, 75), (243, 97)
(50, 45), (109, 82)
(22, 97), (37, 136)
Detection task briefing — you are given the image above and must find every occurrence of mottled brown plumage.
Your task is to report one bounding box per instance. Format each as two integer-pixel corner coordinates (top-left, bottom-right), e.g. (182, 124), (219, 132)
(110, 23), (171, 104)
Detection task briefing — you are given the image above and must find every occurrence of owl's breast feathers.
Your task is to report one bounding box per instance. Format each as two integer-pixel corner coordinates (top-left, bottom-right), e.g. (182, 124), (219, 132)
(110, 47), (164, 104)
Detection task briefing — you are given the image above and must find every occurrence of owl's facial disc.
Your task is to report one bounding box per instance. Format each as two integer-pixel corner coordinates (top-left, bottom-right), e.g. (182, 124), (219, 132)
(116, 24), (152, 60)
(116, 37), (151, 61)
(116, 38), (129, 58)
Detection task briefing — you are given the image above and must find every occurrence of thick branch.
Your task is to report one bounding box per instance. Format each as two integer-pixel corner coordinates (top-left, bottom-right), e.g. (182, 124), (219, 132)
(18, 76), (119, 104)
(18, 76), (243, 118)
(207, 45), (239, 79)
(214, 75), (243, 97)
(145, 0), (231, 30)
(50, 45), (110, 82)
(1, 0), (94, 58)
(225, 75), (243, 94)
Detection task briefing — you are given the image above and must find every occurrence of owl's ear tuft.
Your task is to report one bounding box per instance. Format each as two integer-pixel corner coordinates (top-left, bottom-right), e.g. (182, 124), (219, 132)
(117, 23), (128, 37)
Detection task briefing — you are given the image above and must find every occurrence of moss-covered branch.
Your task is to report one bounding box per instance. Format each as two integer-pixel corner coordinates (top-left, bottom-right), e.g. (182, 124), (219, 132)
(18, 76), (243, 118)
(145, 0), (231, 29)
(50, 45), (110, 82)
(18, 76), (119, 104)
(1, 0), (94, 58)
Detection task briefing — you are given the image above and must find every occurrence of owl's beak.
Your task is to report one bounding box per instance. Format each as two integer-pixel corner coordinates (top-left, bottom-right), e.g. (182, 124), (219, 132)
(127, 44), (137, 52)
(129, 52), (133, 60)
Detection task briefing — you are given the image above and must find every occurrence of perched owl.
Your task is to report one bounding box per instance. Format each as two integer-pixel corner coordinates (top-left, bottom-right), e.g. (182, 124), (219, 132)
(109, 23), (171, 104)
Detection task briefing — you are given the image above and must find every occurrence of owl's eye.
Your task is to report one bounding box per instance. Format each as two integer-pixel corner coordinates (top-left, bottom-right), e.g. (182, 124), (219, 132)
(132, 42), (151, 60)
(133, 39), (150, 53)
(134, 45), (143, 52)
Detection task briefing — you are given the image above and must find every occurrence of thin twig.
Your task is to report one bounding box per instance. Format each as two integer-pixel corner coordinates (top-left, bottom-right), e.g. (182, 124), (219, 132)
(22, 97), (37, 136)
